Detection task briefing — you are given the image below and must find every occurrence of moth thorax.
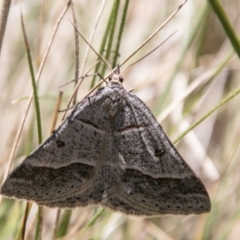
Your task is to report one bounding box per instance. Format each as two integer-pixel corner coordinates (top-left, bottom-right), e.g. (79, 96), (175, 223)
(108, 100), (120, 117)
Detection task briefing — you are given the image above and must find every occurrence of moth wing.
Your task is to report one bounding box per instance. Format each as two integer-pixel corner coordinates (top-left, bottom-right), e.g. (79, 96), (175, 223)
(110, 93), (211, 215)
(1, 87), (110, 207)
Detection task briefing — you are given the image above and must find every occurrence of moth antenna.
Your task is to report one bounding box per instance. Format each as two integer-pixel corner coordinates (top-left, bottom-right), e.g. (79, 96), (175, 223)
(59, 72), (107, 88)
(116, 64), (121, 74)
(69, 20), (112, 72)
(59, 60), (100, 87)
(119, 0), (187, 68)
(122, 31), (177, 73)
(108, 64), (124, 83)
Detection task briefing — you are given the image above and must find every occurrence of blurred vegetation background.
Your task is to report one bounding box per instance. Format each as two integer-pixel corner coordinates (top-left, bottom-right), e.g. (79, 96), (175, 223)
(0, 0), (240, 239)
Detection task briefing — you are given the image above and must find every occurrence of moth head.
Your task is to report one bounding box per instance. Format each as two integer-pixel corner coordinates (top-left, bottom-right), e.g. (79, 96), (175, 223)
(109, 74), (124, 84)
(109, 64), (124, 84)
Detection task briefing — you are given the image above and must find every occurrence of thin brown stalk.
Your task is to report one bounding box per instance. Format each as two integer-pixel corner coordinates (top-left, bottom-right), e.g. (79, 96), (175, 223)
(70, 22), (112, 71)
(50, 91), (64, 132)
(52, 210), (61, 240)
(71, 0), (80, 104)
(36, 0), (46, 67)
(20, 202), (32, 240)
(71, 0), (107, 103)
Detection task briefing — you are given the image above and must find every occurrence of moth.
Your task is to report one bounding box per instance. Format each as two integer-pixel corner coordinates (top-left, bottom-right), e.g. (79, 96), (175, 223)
(1, 67), (211, 216)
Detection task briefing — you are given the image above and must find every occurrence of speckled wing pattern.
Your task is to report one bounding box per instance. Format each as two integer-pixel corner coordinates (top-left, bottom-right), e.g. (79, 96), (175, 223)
(1, 75), (211, 216)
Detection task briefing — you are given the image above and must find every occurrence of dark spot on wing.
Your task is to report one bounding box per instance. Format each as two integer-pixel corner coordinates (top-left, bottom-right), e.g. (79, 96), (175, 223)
(155, 149), (165, 157)
(56, 140), (65, 148)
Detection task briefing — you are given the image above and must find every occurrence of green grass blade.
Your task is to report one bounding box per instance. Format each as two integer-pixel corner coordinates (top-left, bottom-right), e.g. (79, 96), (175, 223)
(174, 64), (239, 144)
(100, 0), (120, 74)
(78, 208), (105, 236)
(112, 0), (129, 68)
(154, 2), (209, 114)
(91, 1), (116, 88)
(20, 10), (43, 240)
(56, 210), (72, 238)
(208, 0), (240, 58)
(20, 13), (42, 145)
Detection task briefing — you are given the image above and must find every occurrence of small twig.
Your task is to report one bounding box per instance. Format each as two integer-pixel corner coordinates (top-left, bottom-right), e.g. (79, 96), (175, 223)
(58, 104), (76, 113)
